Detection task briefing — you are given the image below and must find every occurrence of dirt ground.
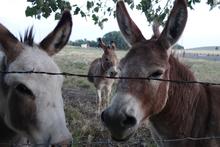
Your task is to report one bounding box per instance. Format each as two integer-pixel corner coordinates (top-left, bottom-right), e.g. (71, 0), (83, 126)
(62, 87), (155, 147)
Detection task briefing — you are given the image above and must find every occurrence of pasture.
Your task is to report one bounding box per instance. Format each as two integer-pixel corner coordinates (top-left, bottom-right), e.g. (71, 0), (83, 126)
(184, 49), (220, 56)
(54, 46), (220, 146)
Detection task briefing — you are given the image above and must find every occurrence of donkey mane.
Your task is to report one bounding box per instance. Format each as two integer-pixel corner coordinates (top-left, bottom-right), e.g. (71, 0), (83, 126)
(169, 55), (196, 82)
(19, 26), (34, 46)
(151, 54), (201, 128)
(165, 55), (199, 118)
(149, 55), (212, 145)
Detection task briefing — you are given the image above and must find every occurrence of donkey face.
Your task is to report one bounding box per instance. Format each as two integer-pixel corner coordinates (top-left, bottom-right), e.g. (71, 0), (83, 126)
(98, 38), (118, 77)
(0, 11), (72, 146)
(101, 0), (187, 141)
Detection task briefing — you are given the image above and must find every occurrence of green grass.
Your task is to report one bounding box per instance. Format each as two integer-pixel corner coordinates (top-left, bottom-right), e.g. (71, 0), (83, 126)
(183, 58), (220, 83)
(54, 46), (220, 146)
(184, 49), (220, 55)
(55, 46), (220, 87)
(54, 46), (126, 89)
(175, 49), (220, 56)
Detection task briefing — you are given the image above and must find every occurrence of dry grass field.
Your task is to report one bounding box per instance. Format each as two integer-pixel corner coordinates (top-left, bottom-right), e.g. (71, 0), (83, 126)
(54, 46), (220, 146)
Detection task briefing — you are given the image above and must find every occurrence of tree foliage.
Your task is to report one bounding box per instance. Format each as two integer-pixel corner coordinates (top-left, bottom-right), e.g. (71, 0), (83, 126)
(26, 0), (220, 28)
(173, 44), (184, 50)
(102, 31), (129, 50)
(69, 31), (129, 50)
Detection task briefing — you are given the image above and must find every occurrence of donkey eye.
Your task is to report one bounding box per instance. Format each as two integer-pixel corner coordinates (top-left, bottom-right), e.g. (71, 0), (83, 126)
(149, 70), (163, 78)
(15, 84), (33, 96)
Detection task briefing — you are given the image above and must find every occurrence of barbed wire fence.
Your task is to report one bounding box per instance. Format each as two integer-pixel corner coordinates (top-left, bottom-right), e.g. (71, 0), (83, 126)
(0, 70), (220, 146)
(0, 70), (219, 86)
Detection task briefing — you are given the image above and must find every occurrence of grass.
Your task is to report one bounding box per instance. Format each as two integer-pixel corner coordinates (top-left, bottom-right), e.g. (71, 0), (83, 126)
(183, 58), (220, 83)
(184, 49), (220, 55)
(54, 46), (126, 89)
(54, 46), (220, 146)
(175, 49), (220, 56)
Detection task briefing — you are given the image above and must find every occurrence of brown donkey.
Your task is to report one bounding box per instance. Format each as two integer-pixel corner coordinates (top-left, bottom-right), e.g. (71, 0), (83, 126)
(101, 0), (220, 147)
(0, 11), (72, 147)
(88, 38), (118, 113)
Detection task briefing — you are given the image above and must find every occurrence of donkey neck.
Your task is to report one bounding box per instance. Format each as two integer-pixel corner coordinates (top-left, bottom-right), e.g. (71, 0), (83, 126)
(99, 58), (108, 75)
(149, 55), (210, 141)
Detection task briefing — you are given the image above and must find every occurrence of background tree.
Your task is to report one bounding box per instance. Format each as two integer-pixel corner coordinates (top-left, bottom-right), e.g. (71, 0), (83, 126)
(69, 31), (129, 49)
(26, 0), (220, 28)
(102, 31), (129, 50)
(173, 44), (185, 50)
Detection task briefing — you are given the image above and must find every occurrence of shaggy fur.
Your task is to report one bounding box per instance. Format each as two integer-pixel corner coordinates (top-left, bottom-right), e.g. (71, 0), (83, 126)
(0, 11), (72, 146)
(102, 0), (220, 146)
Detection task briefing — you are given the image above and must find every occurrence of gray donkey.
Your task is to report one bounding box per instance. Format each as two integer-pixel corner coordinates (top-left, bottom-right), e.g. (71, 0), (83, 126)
(88, 38), (118, 113)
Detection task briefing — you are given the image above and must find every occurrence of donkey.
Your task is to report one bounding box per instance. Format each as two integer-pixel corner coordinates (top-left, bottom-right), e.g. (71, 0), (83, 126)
(101, 0), (220, 147)
(0, 11), (72, 147)
(88, 38), (118, 113)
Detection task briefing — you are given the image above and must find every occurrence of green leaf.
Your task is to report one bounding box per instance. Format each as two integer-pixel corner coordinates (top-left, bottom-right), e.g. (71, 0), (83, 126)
(188, 1), (194, 9)
(92, 14), (99, 23)
(25, 6), (34, 16)
(125, 0), (133, 5)
(80, 11), (86, 17)
(130, 3), (135, 9)
(49, 0), (58, 11)
(136, 4), (142, 10)
(87, 1), (94, 11)
(55, 12), (61, 20)
(98, 21), (104, 29)
(96, 2), (101, 7)
(74, 7), (80, 15)
(94, 7), (99, 12)
(101, 18), (108, 22)
(107, 7), (111, 12)
(27, 0), (35, 2)
(36, 0), (43, 6)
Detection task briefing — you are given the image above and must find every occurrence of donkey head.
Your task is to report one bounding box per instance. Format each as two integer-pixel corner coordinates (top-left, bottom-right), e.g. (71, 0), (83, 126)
(0, 11), (72, 146)
(98, 38), (118, 77)
(101, 0), (187, 141)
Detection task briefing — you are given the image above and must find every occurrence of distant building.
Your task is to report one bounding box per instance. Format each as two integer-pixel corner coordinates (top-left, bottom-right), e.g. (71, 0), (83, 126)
(81, 44), (88, 48)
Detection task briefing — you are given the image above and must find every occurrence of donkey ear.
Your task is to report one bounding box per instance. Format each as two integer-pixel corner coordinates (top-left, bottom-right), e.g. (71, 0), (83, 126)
(0, 24), (23, 63)
(98, 38), (107, 50)
(116, 1), (145, 46)
(158, 0), (187, 49)
(40, 10), (72, 56)
(110, 41), (116, 50)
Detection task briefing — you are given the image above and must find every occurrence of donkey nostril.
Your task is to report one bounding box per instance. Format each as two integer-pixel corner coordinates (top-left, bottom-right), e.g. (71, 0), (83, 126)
(121, 115), (137, 128)
(101, 111), (105, 122)
(110, 71), (117, 77)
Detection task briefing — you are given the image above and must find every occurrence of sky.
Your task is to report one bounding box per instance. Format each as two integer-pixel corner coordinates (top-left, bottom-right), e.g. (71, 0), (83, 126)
(0, 0), (220, 49)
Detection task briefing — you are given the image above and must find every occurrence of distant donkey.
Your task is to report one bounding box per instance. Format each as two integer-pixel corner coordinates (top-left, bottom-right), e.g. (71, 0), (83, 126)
(88, 38), (118, 113)
(0, 11), (72, 147)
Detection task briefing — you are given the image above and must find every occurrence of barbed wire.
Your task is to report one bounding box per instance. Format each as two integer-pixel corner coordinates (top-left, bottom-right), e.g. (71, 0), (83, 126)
(0, 70), (219, 86)
(2, 136), (220, 146)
